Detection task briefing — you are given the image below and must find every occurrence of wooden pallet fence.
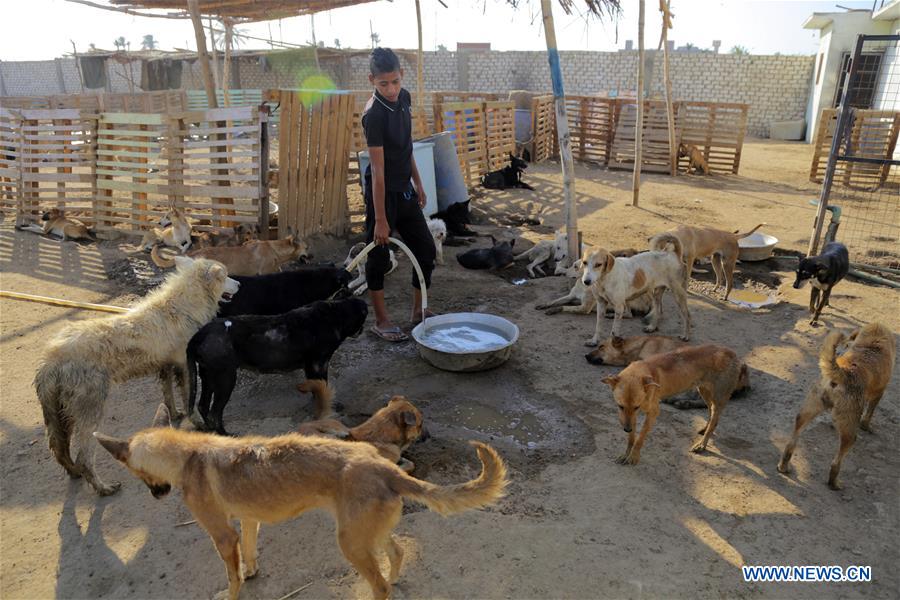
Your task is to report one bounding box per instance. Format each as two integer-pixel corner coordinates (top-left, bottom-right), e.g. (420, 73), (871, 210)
(484, 101), (516, 171)
(608, 100), (674, 174)
(432, 91), (499, 130)
(530, 95), (556, 162)
(0, 91), (186, 113)
(15, 109), (97, 227)
(563, 96), (618, 165)
(0, 108), (22, 220)
(676, 102), (748, 175)
(276, 90), (354, 238)
(438, 101), (489, 187)
(809, 108), (837, 183)
(809, 108), (900, 184)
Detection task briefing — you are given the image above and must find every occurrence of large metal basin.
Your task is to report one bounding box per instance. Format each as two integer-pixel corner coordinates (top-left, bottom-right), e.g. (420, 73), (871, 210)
(411, 312), (519, 372)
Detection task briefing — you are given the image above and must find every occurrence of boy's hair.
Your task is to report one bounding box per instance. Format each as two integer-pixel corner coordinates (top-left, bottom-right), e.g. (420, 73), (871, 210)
(370, 47), (401, 76)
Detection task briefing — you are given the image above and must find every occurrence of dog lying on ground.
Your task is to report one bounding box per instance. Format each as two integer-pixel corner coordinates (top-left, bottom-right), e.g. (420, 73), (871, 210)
(679, 143), (710, 175)
(35, 257), (239, 495)
(538, 251), (648, 316)
(192, 224), (260, 249)
(431, 200), (475, 237)
(20, 208), (95, 242)
(130, 207), (193, 253)
(343, 242), (398, 295)
(778, 322), (895, 489)
(153, 232), (309, 276)
(297, 380), (428, 473)
(95, 404), (507, 600)
(552, 230), (586, 272)
(481, 153), (535, 191)
(582, 243), (692, 345)
(586, 335), (686, 366)
(649, 224), (765, 300)
(219, 266), (353, 318)
(457, 236), (516, 270)
(186, 298), (368, 434)
(427, 218), (447, 265)
(514, 239), (555, 278)
(602, 344), (749, 464)
(793, 241), (849, 325)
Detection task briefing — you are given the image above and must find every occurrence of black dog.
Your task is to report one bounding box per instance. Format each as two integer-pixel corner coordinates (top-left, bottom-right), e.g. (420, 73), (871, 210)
(456, 236), (516, 270)
(793, 241), (849, 325)
(481, 153), (534, 191)
(218, 266), (353, 317)
(431, 200), (475, 237)
(186, 298), (368, 434)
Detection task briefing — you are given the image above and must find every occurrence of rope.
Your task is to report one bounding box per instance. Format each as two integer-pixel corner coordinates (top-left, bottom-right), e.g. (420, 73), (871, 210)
(0, 290), (129, 314)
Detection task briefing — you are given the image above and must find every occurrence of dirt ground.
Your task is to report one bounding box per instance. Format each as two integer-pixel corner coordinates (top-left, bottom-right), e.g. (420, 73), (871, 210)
(1, 139), (898, 599)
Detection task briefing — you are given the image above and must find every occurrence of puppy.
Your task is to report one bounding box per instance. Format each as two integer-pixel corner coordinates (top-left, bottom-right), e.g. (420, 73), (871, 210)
(514, 239), (555, 278)
(153, 231), (309, 276)
(343, 242), (398, 295)
(96, 404), (507, 600)
(427, 218), (447, 265)
(297, 380), (427, 472)
(679, 143), (710, 175)
(649, 224), (765, 300)
(132, 207), (192, 253)
(582, 245), (691, 345)
(585, 335), (687, 366)
(778, 322), (895, 489)
(793, 241), (849, 325)
(192, 223), (260, 249)
(456, 236), (516, 270)
(602, 344), (749, 464)
(21, 208), (94, 241)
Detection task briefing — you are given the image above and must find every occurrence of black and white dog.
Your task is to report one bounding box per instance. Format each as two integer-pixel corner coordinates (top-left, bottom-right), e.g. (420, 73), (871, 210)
(793, 241), (849, 325)
(481, 153), (534, 191)
(186, 298), (368, 434)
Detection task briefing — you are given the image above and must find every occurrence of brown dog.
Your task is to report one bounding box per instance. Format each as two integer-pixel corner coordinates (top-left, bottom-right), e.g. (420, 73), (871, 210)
(192, 223), (260, 249)
(297, 380), (426, 472)
(153, 231), (308, 276)
(778, 322), (895, 489)
(602, 344), (749, 464)
(649, 223), (765, 300)
(21, 208), (94, 241)
(95, 404), (508, 600)
(679, 143), (710, 175)
(585, 335), (687, 366)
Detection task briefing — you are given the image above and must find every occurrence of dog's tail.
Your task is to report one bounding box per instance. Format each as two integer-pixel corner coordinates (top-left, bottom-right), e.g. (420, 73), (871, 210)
(150, 244), (177, 268)
(819, 330), (851, 387)
(650, 233), (683, 261)
(734, 223), (766, 240)
(389, 441), (508, 516)
(297, 379), (334, 419)
(34, 361), (78, 474)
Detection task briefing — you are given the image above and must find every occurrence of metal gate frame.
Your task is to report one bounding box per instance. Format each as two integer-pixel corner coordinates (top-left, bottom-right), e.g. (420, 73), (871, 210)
(808, 34), (900, 266)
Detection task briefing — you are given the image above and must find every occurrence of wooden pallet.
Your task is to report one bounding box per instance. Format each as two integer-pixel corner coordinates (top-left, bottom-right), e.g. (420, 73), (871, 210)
(564, 96), (618, 165)
(484, 101), (516, 171)
(677, 101), (748, 175)
(0, 108), (22, 220)
(810, 108), (900, 185)
(438, 101), (489, 187)
(531, 95), (556, 162)
(608, 100), (674, 174)
(0, 91), (186, 113)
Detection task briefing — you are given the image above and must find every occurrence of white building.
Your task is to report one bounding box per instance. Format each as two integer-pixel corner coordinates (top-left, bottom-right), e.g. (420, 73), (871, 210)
(803, 1), (900, 142)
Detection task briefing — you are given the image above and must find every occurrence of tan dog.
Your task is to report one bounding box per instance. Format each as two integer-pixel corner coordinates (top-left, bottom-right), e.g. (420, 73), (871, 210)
(192, 223), (260, 249)
(21, 208), (94, 241)
(297, 380), (426, 472)
(585, 334), (687, 366)
(153, 232), (309, 276)
(132, 207), (193, 253)
(679, 143), (710, 175)
(778, 322), (895, 489)
(582, 244), (692, 344)
(95, 404), (508, 600)
(649, 223), (765, 300)
(540, 251), (651, 317)
(602, 344), (749, 464)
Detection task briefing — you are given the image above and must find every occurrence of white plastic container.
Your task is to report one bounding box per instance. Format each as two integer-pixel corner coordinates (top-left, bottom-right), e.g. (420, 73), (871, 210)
(358, 141), (437, 216)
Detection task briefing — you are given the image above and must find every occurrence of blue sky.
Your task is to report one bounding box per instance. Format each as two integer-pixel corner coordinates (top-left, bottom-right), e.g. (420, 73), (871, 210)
(0, 1), (878, 60)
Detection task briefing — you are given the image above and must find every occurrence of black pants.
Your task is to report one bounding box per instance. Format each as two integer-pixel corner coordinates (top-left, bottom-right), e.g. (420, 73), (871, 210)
(364, 178), (435, 292)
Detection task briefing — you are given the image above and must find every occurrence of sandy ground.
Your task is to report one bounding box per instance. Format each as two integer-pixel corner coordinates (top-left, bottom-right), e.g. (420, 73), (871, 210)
(1, 139), (899, 599)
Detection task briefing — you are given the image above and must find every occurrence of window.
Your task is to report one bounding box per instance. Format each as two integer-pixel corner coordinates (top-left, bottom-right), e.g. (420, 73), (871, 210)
(833, 51), (883, 108)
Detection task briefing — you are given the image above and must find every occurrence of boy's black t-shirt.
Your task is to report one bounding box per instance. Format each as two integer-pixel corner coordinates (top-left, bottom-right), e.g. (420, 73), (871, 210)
(362, 88), (413, 192)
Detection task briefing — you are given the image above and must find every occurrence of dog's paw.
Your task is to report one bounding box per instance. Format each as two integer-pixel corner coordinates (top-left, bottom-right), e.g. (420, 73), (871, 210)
(189, 413), (207, 430)
(827, 478), (843, 491)
(776, 460), (791, 474)
(544, 307), (563, 316)
(860, 421), (873, 433)
(690, 442), (707, 454)
(95, 481), (122, 496)
(615, 453), (639, 465)
(242, 563), (259, 579)
(585, 338), (599, 347)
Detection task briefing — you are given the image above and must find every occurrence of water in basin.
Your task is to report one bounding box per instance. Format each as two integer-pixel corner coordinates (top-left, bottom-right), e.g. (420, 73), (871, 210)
(419, 321), (511, 353)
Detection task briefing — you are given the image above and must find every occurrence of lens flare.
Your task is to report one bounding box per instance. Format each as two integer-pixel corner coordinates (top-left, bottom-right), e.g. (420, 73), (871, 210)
(299, 74), (337, 106)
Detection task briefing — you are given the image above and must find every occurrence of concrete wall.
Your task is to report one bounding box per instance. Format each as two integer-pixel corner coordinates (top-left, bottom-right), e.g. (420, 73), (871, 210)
(872, 19), (900, 111)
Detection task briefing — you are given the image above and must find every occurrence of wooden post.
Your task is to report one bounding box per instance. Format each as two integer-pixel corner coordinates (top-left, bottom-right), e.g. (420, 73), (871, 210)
(632, 0), (645, 206)
(415, 0), (425, 111)
(208, 17), (222, 92)
(540, 0), (579, 263)
(187, 0), (218, 109)
(222, 19), (233, 108)
(660, 0), (676, 175)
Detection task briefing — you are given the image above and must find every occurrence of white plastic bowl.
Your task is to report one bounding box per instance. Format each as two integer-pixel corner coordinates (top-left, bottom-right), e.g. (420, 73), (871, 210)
(738, 233), (778, 261)
(411, 312), (519, 372)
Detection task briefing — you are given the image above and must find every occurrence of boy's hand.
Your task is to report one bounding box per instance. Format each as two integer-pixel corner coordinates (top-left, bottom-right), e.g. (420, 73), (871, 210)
(417, 190), (427, 209)
(375, 219), (390, 245)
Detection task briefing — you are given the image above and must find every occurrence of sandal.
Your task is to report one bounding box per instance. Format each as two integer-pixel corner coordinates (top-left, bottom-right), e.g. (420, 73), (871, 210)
(369, 325), (409, 342)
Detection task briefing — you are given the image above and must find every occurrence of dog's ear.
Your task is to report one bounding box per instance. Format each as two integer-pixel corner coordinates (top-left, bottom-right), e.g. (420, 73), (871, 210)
(611, 336), (625, 348)
(173, 255), (194, 269)
(603, 253), (616, 273)
(393, 407), (417, 427)
(641, 376), (661, 391)
(152, 404), (172, 428)
(206, 263), (226, 280)
(601, 375), (620, 389)
(388, 395), (406, 404)
(93, 433), (130, 463)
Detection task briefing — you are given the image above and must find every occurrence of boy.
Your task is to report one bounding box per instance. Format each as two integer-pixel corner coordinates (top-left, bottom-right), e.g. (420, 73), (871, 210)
(363, 47), (436, 342)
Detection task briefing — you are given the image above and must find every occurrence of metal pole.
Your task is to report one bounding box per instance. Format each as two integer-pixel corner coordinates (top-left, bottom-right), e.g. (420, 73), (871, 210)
(541, 0), (579, 263)
(632, 0), (645, 206)
(808, 34), (864, 256)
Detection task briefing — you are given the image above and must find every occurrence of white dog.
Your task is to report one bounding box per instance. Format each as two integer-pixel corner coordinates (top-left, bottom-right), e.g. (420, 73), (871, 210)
(428, 218), (448, 265)
(343, 242), (398, 296)
(581, 243), (691, 345)
(553, 230), (587, 272)
(514, 239), (555, 278)
(34, 256), (239, 495)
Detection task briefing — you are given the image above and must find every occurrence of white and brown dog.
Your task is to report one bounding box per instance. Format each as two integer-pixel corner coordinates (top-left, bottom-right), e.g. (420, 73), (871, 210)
(427, 218), (447, 265)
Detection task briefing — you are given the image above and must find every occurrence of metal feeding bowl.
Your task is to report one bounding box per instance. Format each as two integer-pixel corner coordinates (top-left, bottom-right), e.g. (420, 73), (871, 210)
(411, 312), (519, 372)
(738, 232), (779, 262)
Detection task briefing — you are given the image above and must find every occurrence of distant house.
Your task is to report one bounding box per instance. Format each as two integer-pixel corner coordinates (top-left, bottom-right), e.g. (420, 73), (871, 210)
(803, 1), (900, 142)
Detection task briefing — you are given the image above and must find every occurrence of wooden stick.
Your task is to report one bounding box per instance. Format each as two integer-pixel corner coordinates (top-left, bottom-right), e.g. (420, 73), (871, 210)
(275, 581), (314, 600)
(415, 0), (425, 112)
(187, 0), (218, 110)
(0, 290), (128, 313)
(660, 0), (676, 176)
(632, 0), (645, 206)
(175, 519), (197, 527)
